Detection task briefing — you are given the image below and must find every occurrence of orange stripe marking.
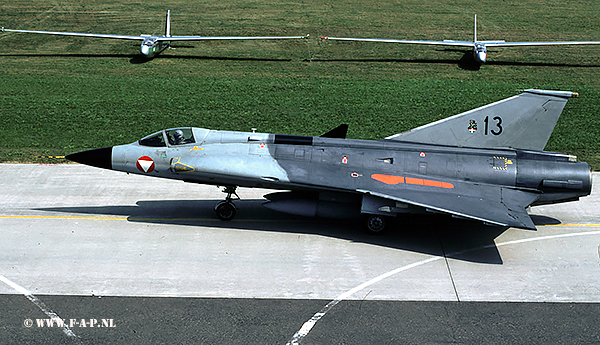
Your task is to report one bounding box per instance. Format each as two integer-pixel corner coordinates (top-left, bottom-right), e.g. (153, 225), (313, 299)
(371, 174), (404, 185)
(405, 177), (423, 185)
(440, 182), (454, 189)
(371, 174), (454, 189)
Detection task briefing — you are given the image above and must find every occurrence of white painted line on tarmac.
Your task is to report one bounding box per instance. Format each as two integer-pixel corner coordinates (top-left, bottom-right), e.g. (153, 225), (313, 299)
(287, 228), (600, 345)
(0, 274), (78, 339)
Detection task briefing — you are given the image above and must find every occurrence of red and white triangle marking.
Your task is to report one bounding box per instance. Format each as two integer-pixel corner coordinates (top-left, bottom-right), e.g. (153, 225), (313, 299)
(136, 156), (155, 173)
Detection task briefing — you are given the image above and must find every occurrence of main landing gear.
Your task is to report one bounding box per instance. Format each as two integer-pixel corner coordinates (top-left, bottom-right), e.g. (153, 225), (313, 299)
(214, 186), (239, 221)
(365, 214), (388, 234)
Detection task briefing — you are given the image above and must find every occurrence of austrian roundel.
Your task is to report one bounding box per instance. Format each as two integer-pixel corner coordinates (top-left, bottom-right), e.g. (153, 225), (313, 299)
(136, 156), (155, 173)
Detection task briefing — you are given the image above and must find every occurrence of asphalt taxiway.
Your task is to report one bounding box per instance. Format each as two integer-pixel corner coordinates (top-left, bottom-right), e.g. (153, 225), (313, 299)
(0, 164), (599, 344)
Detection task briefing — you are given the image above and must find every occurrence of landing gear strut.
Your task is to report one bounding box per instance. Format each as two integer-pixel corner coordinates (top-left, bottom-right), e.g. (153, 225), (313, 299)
(214, 186), (239, 221)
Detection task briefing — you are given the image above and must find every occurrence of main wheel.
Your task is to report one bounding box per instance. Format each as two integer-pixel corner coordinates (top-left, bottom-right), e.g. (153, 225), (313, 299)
(215, 201), (237, 221)
(366, 214), (387, 234)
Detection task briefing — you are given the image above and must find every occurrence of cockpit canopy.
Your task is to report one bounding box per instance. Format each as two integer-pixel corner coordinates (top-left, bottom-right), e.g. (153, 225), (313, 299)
(474, 43), (487, 52)
(138, 128), (196, 147)
(142, 37), (158, 46)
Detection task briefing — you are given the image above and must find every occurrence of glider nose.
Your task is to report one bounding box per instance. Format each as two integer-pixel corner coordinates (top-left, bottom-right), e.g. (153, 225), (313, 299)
(475, 51), (487, 63)
(140, 45), (150, 56)
(66, 147), (113, 170)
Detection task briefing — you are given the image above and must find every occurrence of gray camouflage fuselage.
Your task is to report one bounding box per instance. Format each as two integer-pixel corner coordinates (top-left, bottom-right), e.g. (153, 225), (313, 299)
(68, 126), (591, 229)
(66, 89), (592, 231)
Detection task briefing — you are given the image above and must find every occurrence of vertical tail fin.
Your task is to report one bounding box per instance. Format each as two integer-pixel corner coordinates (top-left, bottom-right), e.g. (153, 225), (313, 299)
(385, 90), (578, 151)
(165, 10), (171, 37)
(473, 14), (477, 42)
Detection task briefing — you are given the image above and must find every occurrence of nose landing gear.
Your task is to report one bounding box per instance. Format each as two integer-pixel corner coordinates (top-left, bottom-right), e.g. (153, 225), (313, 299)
(214, 186), (239, 221)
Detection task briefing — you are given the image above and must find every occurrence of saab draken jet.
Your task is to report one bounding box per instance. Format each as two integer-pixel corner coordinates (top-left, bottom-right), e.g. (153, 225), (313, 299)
(1, 10), (308, 58)
(322, 14), (600, 64)
(67, 89), (592, 233)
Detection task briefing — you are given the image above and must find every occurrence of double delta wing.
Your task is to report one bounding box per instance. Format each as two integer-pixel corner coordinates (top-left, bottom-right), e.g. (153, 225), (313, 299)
(358, 90), (579, 229)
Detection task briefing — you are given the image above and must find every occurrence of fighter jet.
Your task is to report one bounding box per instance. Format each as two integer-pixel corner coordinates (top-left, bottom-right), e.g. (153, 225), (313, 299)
(67, 89), (592, 233)
(322, 15), (600, 64)
(1, 10), (308, 58)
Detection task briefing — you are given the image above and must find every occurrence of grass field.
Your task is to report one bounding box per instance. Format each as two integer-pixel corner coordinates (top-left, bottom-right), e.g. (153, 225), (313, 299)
(1, 0), (599, 168)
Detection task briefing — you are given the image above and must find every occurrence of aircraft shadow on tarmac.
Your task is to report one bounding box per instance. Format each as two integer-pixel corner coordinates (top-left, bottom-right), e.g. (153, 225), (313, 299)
(35, 198), (561, 265)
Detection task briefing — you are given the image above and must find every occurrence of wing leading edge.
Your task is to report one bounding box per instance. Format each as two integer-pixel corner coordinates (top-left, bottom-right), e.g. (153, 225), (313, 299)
(321, 36), (600, 48)
(359, 178), (540, 230)
(0, 28), (308, 41)
(321, 36), (474, 47)
(0, 28), (146, 40)
(160, 35), (308, 41)
(485, 41), (600, 47)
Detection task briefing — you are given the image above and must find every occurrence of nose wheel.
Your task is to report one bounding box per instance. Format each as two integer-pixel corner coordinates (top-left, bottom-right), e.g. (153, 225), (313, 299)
(214, 186), (239, 221)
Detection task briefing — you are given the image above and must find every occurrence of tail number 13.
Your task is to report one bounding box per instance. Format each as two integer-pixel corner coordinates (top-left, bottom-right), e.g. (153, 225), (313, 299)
(484, 116), (503, 136)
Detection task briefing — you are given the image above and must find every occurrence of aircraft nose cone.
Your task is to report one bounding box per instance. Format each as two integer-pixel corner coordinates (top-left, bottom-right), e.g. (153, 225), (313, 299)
(66, 147), (113, 170)
(476, 52), (487, 63)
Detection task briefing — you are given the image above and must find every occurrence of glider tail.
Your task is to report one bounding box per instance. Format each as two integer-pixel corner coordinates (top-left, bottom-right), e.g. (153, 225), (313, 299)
(385, 89), (578, 151)
(473, 14), (477, 42)
(165, 10), (171, 37)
